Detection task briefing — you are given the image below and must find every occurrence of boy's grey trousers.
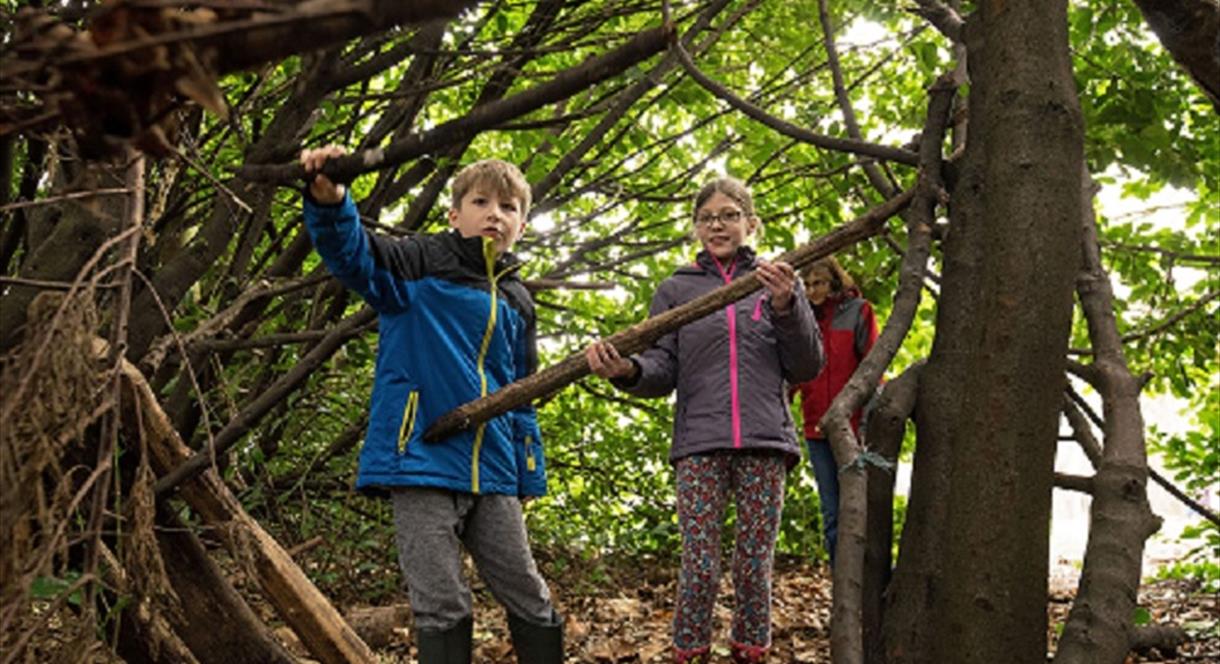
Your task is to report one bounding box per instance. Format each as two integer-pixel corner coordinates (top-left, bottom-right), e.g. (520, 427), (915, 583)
(391, 487), (559, 631)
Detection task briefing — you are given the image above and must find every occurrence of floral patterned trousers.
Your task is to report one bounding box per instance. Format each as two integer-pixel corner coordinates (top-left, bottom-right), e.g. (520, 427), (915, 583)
(672, 450), (786, 652)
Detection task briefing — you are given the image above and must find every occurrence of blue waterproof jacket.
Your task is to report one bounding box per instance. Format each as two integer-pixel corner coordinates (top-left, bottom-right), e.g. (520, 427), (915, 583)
(304, 193), (546, 497)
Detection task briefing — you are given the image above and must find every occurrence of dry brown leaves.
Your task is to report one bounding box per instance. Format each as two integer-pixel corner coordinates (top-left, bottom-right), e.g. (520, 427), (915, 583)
(4, 1), (233, 158)
(315, 554), (1218, 664)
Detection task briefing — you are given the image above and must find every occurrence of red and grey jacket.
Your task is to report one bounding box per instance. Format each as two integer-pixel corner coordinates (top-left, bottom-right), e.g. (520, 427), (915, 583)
(612, 247), (823, 466)
(795, 289), (878, 439)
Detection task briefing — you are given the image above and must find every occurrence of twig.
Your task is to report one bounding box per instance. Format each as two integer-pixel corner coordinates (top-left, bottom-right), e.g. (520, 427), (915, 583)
(167, 143), (253, 214)
(0, 188), (131, 213)
(668, 30), (919, 166)
(154, 307), (377, 495)
(1100, 240), (1219, 265)
(0, 225), (140, 427)
(0, 276), (121, 290)
(1064, 384), (1220, 528)
(1069, 290), (1220, 355)
(521, 278), (617, 292)
(130, 268), (218, 476)
(1054, 472), (1095, 495)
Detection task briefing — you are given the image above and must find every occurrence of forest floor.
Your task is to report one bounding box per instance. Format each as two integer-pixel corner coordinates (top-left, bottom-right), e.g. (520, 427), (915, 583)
(296, 552), (1220, 664)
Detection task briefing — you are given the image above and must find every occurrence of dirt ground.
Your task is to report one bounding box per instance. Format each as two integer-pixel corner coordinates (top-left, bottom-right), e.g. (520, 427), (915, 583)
(300, 554), (1219, 663)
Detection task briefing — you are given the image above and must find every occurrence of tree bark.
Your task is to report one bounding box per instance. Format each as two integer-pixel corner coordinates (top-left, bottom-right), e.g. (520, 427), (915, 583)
(1131, 0), (1220, 111)
(116, 509), (296, 664)
(116, 351), (377, 664)
(424, 190), (914, 442)
(918, 3), (1085, 662)
(858, 363), (922, 664)
(861, 362), (922, 664)
(1052, 170), (1162, 664)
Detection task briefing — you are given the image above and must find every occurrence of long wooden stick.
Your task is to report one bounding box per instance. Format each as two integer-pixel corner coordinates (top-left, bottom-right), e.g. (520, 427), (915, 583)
(115, 348), (377, 664)
(423, 189), (915, 441)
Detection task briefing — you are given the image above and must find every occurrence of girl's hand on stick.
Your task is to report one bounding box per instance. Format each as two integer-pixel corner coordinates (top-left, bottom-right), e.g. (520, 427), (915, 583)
(755, 259), (797, 313)
(586, 341), (637, 380)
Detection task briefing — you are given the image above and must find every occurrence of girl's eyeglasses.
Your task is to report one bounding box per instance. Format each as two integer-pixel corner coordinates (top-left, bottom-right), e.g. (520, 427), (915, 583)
(694, 209), (745, 226)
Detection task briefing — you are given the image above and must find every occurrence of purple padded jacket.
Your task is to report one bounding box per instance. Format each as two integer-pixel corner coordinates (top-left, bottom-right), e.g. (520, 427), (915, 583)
(613, 247), (824, 466)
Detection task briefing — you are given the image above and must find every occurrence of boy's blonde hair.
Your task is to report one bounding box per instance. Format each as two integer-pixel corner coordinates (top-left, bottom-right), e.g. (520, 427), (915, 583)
(451, 159), (532, 218)
(692, 176), (756, 220)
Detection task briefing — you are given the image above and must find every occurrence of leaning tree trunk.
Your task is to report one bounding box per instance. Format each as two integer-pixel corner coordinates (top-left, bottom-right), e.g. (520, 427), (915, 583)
(1052, 172), (1162, 663)
(860, 362), (922, 664)
(116, 509), (296, 664)
(890, 3), (1086, 663)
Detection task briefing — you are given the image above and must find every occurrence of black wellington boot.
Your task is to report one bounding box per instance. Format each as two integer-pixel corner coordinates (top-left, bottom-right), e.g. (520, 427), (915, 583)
(415, 615), (473, 664)
(506, 611), (564, 664)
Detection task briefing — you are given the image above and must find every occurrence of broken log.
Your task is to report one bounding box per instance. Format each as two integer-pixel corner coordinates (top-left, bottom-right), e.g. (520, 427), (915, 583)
(115, 508), (296, 664)
(1131, 623), (1189, 654)
(423, 188), (915, 441)
(114, 350), (377, 664)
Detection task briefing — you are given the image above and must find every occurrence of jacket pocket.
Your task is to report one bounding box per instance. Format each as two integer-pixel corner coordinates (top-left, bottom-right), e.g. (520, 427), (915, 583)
(523, 434), (537, 472)
(397, 389), (420, 454)
(513, 410), (547, 497)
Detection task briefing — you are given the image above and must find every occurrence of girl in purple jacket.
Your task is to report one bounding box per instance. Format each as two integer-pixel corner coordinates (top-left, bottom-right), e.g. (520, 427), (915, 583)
(586, 177), (823, 663)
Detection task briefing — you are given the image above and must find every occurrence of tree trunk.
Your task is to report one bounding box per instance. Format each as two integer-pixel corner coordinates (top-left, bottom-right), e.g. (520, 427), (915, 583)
(1131, 0), (1220, 110)
(116, 509), (296, 664)
(915, 3), (1085, 662)
(115, 351), (377, 664)
(1052, 171), (1162, 663)
(0, 163), (126, 349)
(861, 363), (922, 664)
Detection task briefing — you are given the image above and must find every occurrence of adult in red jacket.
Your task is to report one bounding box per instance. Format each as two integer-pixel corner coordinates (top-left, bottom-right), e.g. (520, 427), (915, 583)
(794, 257), (878, 566)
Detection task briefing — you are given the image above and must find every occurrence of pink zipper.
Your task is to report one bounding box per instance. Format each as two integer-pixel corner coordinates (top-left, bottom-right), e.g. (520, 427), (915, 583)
(712, 256), (742, 449)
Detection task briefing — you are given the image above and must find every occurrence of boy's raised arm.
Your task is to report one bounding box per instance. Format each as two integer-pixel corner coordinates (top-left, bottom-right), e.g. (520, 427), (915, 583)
(299, 146), (418, 313)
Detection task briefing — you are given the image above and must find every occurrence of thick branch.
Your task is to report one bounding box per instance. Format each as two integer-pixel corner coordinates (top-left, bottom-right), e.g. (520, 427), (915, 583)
(1053, 168), (1164, 664)
(115, 350), (376, 664)
(530, 0), (742, 205)
(668, 31), (920, 167)
(1131, 0), (1220, 111)
(423, 189), (915, 441)
(16, 0), (478, 79)
(1053, 472), (1095, 494)
(1131, 623), (1190, 652)
(1069, 289), (1219, 355)
(822, 72), (956, 664)
(238, 25), (674, 185)
(910, 0), (966, 43)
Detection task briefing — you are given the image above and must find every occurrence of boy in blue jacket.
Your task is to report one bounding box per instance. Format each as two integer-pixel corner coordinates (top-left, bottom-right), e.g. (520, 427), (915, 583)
(300, 146), (562, 663)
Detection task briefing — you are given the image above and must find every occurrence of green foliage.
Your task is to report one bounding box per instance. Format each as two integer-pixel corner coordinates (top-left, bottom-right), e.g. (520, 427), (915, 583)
(238, 2), (1211, 577)
(29, 574), (82, 606)
(1153, 522), (1220, 593)
(260, 1), (1210, 568)
(19, 0), (1204, 592)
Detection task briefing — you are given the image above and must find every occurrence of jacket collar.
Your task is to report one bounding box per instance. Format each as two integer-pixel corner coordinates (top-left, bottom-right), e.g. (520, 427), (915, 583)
(441, 230), (523, 279)
(687, 246), (757, 275)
